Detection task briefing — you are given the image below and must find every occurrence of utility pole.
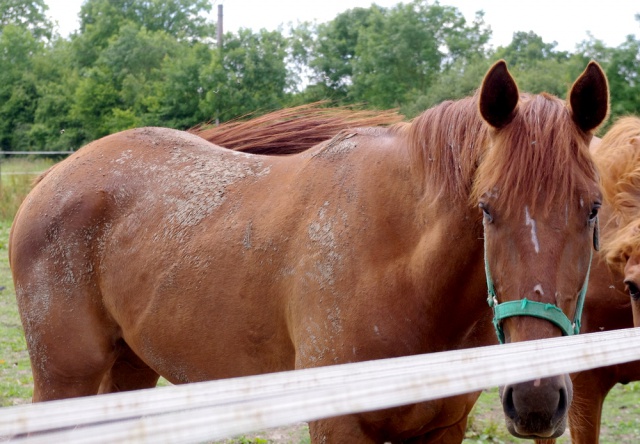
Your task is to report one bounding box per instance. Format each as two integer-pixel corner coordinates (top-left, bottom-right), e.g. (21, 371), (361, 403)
(217, 4), (223, 50)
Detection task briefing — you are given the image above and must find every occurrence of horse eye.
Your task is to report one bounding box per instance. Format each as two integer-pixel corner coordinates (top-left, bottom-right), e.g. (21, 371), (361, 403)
(479, 202), (493, 223)
(589, 204), (600, 222)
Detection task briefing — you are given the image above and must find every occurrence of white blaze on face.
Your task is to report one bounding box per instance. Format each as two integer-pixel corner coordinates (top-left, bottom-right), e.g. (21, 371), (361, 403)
(525, 206), (540, 254)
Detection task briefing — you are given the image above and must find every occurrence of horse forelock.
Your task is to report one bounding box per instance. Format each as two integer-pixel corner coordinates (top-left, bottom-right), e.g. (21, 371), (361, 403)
(402, 94), (488, 204)
(471, 93), (598, 216)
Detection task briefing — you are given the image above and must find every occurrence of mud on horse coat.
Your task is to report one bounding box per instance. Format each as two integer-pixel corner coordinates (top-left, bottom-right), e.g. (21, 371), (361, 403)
(9, 60), (608, 443)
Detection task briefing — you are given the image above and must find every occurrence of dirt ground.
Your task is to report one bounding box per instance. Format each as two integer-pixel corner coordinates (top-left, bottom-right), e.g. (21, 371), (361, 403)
(213, 422), (310, 443)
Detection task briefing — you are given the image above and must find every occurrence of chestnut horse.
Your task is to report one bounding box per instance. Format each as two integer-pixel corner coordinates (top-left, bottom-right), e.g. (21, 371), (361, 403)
(597, 116), (640, 325)
(10, 60), (608, 442)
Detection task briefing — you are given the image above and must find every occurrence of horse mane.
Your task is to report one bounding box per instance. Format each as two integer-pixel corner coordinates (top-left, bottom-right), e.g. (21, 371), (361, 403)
(396, 94), (488, 204)
(191, 102), (404, 155)
(396, 92), (596, 213)
(471, 93), (596, 216)
(591, 116), (640, 269)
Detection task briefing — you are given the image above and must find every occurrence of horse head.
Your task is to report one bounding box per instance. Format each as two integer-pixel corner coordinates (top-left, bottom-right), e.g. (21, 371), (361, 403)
(474, 60), (609, 438)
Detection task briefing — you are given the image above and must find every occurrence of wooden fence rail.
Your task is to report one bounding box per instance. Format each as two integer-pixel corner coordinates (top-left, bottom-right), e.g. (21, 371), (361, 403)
(1, 328), (639, 443)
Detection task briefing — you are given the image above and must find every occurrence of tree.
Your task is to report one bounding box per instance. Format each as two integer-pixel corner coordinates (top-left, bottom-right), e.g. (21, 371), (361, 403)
(0, 0), (52, 40)
(495, 31), (568, 68)
(305, 6), (381, 102)
(26, 38), (83, 151)
(606, 33), (640, 118)
(297, 0), (491, 109)
(70, 23), (183, 140)
(148, 42), (213, 129)
(73, 0), (214, 67)
(0, 24), (42, 150)
(402, 57), (492, 117)
(493, 32), (583, 98)
(352, 1), (490, 108)
(199, 29), (290, 122)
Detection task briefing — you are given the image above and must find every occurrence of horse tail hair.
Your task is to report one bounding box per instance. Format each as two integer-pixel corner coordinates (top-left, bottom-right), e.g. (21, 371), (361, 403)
(190, 102), (404, 155)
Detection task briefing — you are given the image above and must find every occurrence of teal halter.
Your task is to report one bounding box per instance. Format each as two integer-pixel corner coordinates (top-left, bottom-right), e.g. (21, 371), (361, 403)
(484, 217), (599, 344)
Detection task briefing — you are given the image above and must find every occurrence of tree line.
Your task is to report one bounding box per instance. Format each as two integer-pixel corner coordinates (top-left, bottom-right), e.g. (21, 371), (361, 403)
(1, 0), (639, 152)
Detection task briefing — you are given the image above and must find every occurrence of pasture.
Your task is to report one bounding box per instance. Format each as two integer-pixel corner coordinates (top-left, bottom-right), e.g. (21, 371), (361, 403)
(0, 158), (638, 443)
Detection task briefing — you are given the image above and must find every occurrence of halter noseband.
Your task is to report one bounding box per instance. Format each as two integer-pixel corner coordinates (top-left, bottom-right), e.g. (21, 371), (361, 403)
(484, 217), (599, 344)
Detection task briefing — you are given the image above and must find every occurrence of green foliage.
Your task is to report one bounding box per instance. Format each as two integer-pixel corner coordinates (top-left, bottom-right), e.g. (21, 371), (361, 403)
(307, 6), (380, 101)
(402, 57), (491, 117)
(495, 31), (569, 68)
(0, 0), (52, 40)
(199, 29), (291, 122)
(349, 1), (490, 108)
(0, 216), (33, 406)
(606, 34), (640, 118)
(0, 0), (638, 152)
(74, 0), (214, 67)
(0, 24), (43, 151)
(148, 42), (212, 128)
(0, 158), (54, 220)
(298, 0), (491, 109)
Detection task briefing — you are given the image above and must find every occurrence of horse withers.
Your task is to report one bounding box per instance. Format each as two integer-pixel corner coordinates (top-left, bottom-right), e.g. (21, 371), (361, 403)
(10, 60), (608, 442)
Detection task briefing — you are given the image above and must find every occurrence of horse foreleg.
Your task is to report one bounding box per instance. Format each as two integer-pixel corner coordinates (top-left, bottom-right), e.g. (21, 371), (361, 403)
(401, 419), (468, 444)
(566, 367), (617, 444)
(309, 416), (382, 444)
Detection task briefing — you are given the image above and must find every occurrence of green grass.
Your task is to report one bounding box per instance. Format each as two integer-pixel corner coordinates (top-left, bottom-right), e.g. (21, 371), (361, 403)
(464, 384), (640, 444)
(0, 159), (637, 441)
(0, 158), (58, 405)
(0, 219), (32, 406)
(0, 157), (55, 175)
(0, 157), (55, 221)
(463, 388), (569, 444)
(600, 382), (640, 443)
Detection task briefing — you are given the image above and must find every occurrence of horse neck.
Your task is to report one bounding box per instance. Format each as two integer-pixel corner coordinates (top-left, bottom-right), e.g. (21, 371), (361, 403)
(390, 99), (491, 328)
(403, 182), (491, 345)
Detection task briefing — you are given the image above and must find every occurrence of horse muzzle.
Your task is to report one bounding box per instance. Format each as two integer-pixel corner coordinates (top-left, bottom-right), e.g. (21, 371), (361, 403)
(500, 373), (572, 439)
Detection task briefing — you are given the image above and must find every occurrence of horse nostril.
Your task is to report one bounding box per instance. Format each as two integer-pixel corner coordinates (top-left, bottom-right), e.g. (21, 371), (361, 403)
(624, 280), (640, 300)
(556, 387), (568, 419)
(503, 387), (517, 420)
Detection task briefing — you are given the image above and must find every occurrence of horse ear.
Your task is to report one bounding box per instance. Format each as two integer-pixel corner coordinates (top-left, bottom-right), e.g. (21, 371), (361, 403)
(478, 60), (519, 129)
(569, 61), (609, 133)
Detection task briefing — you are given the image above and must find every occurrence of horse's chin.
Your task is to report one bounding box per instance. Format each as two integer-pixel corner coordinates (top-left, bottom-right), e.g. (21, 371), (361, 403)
(503, 415), (567, 439)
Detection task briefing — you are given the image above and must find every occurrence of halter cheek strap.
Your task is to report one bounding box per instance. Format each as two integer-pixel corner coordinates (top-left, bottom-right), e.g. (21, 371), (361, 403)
(484, 217), (597, 344)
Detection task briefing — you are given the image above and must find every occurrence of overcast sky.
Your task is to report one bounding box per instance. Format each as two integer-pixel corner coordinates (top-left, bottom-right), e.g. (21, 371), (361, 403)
(45, 0), (639, 52)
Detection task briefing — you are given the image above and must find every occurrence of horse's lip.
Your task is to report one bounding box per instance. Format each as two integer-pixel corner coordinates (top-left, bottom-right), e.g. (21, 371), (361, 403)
(507, 419), (559, 439)
(514, 426), (555, 439)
